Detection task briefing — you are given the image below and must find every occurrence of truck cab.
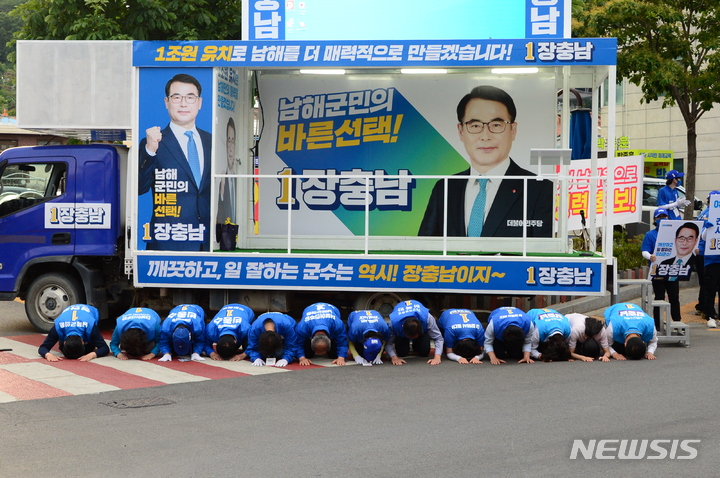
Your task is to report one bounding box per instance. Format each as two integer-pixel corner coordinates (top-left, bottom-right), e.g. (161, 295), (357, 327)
(0, 145), (123, 331)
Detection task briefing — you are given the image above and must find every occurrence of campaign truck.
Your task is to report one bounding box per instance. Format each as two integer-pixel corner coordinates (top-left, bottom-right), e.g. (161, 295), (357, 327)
(0, 36), (625, 332)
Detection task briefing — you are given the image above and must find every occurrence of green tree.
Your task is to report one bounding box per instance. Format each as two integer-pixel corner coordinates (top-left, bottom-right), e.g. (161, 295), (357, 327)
(574, 1), (720, 218)
(10, 0), (241, 42)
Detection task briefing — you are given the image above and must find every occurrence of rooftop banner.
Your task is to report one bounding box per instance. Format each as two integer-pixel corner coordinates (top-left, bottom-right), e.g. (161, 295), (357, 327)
(133, 38), (617, 68)
(243, 0), (571, 41)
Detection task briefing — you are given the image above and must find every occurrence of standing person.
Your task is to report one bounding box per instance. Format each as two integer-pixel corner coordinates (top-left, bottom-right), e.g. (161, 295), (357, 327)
(437, 308), (485, 364)
(158, 304), (206, 362)
(419, 85), (553, 238)
(701, 210), (720, 328)
(38, 304), (109, 362)
(217, 117), (238, 225)
(565, 313), (610, 362)
(295, 302), (349, 366)
(204, 303), (254, 361)
(526, 308), (571, 362)
(139, 73), (212, 251)
(386, 300), (443, 366)
(695, 191), (718, 317)
(110, 307), (162, 360)
(642, 207), (678, 329)
(246, 312), (299, 367)
(604, 303), (658, 360)
(346, 309), (392, 366)
(656, 170), (690, 220)
(484, 306), (535, 365)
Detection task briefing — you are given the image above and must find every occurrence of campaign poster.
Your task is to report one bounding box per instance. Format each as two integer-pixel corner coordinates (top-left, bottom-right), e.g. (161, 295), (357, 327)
(137, 68), (214, 251)
(214, 67), (244, 248)
(650, 220), (703, 280)
(256, 74), (557, 237)
(704, 193), (720, 257)
(562, 155), (643, 229)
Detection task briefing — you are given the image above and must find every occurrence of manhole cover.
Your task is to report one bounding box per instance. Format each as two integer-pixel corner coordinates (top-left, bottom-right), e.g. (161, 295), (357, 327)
(103, 397), (175, 409)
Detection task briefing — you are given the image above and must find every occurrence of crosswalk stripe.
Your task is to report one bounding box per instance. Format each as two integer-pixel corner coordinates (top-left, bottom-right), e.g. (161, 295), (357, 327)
(0, 368), (71, 400)
(1, 362), (119, 395)
(90, 356), (209, 384)
(0, 337), (42, 360)
(0, 389), (19, 403)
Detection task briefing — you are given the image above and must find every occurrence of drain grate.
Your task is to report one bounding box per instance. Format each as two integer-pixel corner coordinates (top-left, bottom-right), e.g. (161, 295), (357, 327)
(103, 397), (175, 409)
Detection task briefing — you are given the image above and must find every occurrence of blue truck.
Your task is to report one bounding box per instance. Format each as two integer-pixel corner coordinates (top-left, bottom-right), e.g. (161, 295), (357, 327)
(1, 40), (615, 332)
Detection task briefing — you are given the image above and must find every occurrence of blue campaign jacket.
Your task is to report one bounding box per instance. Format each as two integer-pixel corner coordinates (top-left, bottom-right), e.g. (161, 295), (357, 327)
(295, 303), (348, 359)
(604, 303), (655, 343)
(389, 300), (429, 338)
(246, 312), (299, 363)
(159, 304), (206, 356)
(527, 308), (571, 342)
(438, 309), (484, 349)
(203, 304), (254, 356)
(347, 310), (391, 343)
(110, 307), (162, 356)
(38, 304), (109, 358)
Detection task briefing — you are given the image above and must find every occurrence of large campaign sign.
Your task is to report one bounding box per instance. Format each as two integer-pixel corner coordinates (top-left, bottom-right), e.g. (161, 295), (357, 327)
(244, 0), (571, 41)
(256, 74), (557, 236)
(562, 155), (643, 230)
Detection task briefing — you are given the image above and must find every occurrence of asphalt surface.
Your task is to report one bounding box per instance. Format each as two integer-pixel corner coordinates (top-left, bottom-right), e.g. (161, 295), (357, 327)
(1, 289), (719, 477)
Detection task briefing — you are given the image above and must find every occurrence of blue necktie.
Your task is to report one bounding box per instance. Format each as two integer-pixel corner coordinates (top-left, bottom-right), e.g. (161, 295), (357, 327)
(669, 258), (682, 282)
(467, 178), (488, 237)
(185, 130), (202, 186)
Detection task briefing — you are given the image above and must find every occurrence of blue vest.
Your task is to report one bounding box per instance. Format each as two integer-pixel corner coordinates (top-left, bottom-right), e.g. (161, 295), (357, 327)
(54, 304), (100, 342)
(527, 309), (571, 342)
(347, 310), (391, 343)
(438, 309), (484, 349)
(604, 303), (654, 343)
(488, 307), (531, 340)
(389, 300), (429, 337)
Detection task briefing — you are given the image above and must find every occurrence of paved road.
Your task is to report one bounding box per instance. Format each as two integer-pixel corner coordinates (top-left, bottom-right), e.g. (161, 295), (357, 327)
(1, 292), (719, 476)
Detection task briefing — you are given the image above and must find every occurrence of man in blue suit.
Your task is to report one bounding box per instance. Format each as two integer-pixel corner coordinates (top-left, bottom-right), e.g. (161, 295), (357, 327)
(139, 73), (212, 251)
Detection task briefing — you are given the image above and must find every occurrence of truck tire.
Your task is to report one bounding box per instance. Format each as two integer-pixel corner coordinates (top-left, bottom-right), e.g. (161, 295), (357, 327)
(25, 273), (85, 333)
(353, 292), (410, 319)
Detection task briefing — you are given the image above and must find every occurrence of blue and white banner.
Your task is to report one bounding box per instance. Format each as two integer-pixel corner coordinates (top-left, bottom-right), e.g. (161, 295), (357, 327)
(244, 0), (570, 41)
(135, 253), (605, 294)
(133, 38), (616, 68)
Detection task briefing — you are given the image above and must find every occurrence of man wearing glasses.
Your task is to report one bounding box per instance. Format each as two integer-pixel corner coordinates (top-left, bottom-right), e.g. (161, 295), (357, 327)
(652, 222), (700, 326)
(419, 85), (553, 237)
(139, 73), (212, 251)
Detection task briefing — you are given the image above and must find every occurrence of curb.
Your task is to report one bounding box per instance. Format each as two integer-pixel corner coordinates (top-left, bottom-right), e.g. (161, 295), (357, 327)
(553, 275), (699, 316)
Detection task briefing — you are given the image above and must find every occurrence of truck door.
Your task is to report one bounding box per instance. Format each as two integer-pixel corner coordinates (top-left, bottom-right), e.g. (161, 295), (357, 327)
(0, 157), (75, 293)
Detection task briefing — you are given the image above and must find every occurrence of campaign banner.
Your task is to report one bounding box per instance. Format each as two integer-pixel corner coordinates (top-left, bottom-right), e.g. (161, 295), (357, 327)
(562, 156), (643, 229)
(135, 253), (606, 294)
(704, 193), (720, 256)
(214, 67), (243, 239)
(136, 68), (215, 252)
(257, 74), (557, 237)
(650, 220), (703, 280)
(132, 39), (617, 68)
(243, 0), (569, 41)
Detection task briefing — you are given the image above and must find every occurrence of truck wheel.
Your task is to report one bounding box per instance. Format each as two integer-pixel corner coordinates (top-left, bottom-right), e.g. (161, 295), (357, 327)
(353, 292), (410, 319)
(25, 273), (85, 333)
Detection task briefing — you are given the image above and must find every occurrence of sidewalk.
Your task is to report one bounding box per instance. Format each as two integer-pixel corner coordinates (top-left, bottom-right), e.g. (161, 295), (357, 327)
(554, 278), (708, 324)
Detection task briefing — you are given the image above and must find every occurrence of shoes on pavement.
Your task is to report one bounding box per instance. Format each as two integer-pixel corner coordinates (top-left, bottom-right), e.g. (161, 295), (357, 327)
(707, 318), (717, 329)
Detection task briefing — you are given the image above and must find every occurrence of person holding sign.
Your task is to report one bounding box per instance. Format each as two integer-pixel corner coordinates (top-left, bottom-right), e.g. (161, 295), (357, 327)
(700, 193), (720, 328)
(657, 170), (690, 221)
(641, 208), (674, 330)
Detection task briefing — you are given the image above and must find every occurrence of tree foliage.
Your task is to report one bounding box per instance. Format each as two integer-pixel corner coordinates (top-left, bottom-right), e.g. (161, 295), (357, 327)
(574, 1), (720, 217)
(10, 0), (241, 42)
